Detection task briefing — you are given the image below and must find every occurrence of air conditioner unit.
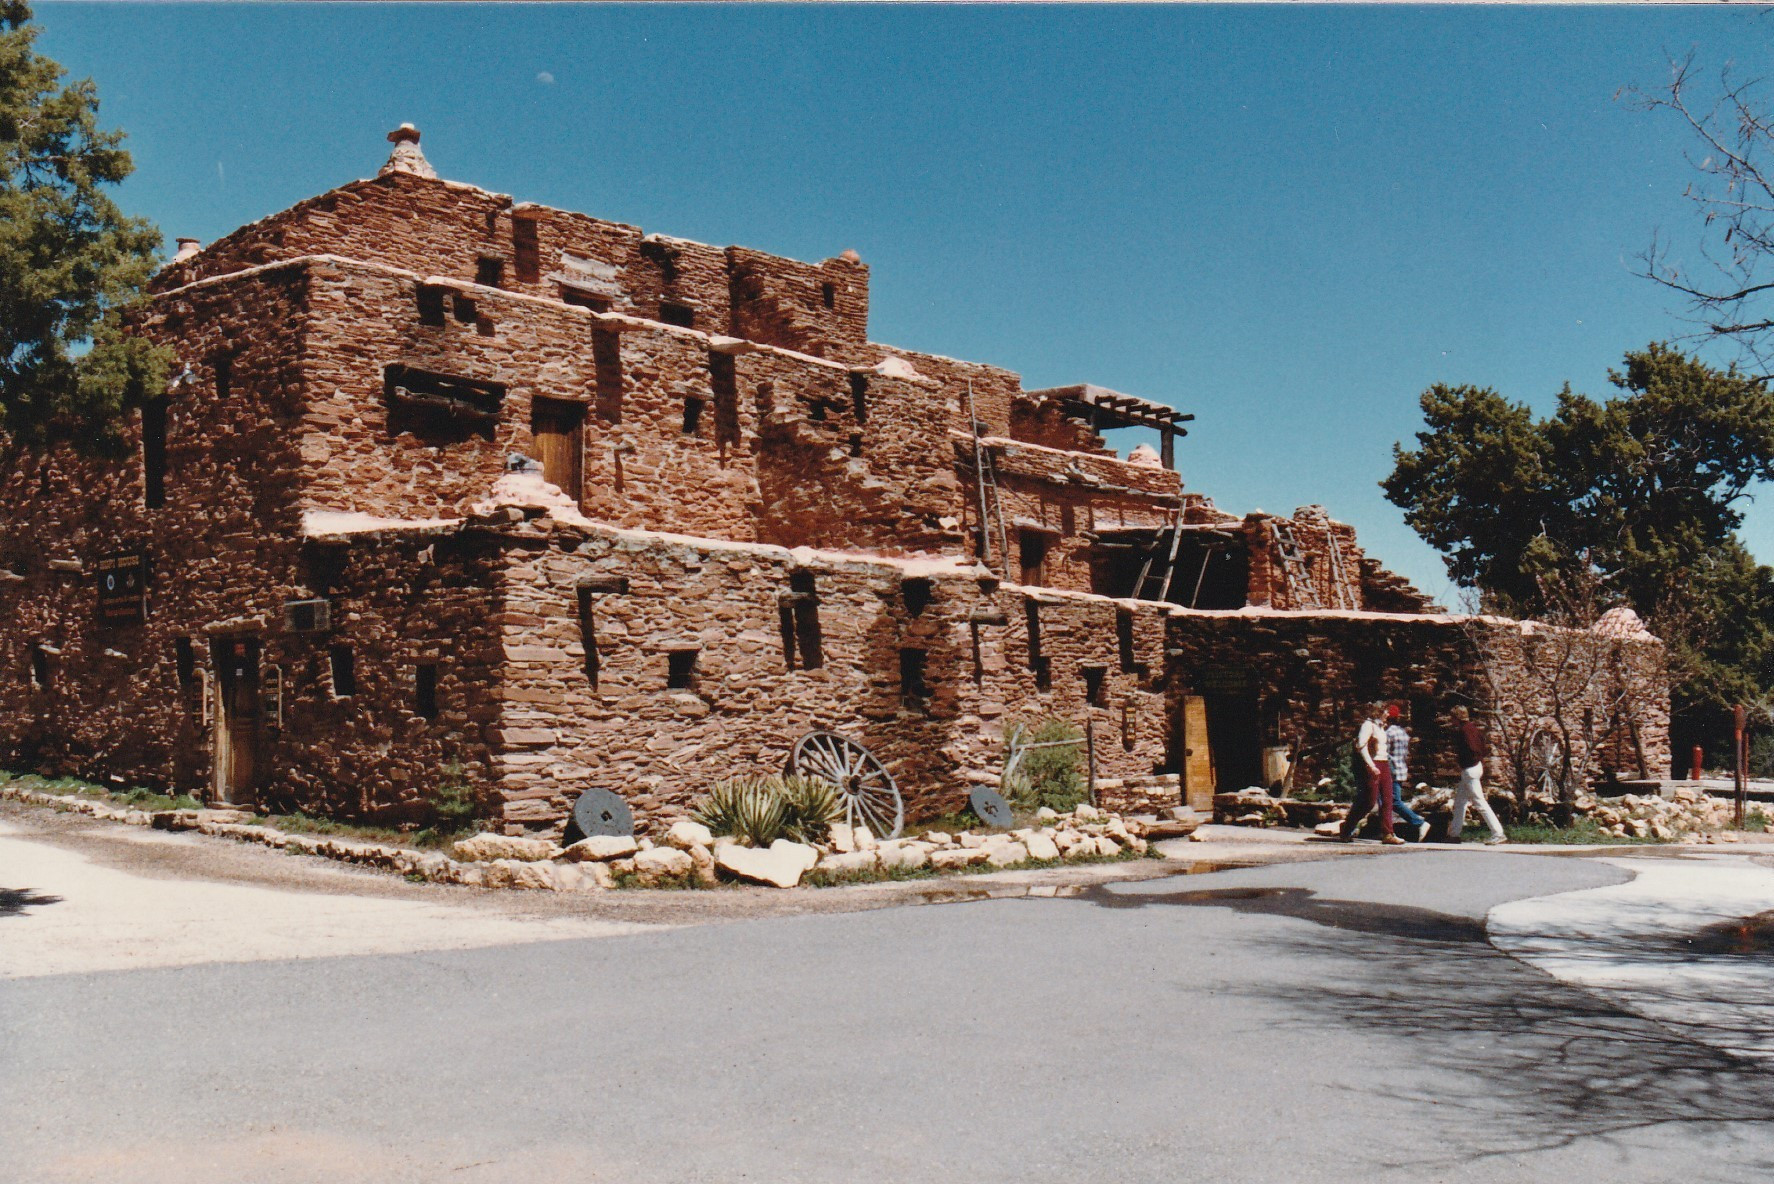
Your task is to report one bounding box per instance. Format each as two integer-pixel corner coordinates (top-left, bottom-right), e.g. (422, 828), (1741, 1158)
(284, 598), (332, 633)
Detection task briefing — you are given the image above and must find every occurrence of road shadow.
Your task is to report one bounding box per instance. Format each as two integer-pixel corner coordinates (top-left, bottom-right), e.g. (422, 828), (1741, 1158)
(0, 886), (62, 918)
(1085, 882), (1774, 1178)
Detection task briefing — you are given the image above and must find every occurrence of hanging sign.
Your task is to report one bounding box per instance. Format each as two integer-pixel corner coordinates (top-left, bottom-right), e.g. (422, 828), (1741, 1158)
(94, 551), (147, 625)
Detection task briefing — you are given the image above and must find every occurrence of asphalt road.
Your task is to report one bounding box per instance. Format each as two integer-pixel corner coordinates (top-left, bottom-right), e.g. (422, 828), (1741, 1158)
(3, 806), (1772, 1183)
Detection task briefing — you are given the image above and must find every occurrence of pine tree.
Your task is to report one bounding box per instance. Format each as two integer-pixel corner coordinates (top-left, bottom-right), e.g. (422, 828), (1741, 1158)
(0, 0), (169, 448)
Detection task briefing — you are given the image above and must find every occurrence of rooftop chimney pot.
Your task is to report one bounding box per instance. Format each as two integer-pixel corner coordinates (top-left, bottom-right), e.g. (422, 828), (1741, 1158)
(380, 123), (438, 180)
(172, 237), (202, 263)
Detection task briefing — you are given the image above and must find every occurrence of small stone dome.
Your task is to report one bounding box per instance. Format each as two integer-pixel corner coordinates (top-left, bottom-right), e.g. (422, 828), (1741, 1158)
(1126, 442), (1163, 468)
(1592, 606), (1656, 640)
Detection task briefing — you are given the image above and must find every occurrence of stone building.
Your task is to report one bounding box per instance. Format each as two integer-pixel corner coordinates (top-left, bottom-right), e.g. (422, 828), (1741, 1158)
(0, 128), (1670, 835)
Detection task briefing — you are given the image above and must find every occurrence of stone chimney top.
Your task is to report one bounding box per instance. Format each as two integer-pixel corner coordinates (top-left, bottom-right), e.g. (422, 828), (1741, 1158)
(172, 237), (202, 263)
(839, 248), (862, 263)
(380, 123), (437, 179)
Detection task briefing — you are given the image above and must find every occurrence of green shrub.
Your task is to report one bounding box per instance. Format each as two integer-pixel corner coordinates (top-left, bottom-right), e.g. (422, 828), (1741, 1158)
(428, 762), (481, 835)
(1003, 719), (1086, 814)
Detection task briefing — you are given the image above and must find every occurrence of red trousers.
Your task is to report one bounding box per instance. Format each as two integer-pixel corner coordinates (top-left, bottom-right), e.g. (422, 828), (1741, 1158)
(1342, 759), (1395, 838)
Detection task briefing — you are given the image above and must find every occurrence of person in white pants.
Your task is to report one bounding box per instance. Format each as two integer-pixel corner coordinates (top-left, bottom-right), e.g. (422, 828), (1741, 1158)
(1449, 705), (1506, 845)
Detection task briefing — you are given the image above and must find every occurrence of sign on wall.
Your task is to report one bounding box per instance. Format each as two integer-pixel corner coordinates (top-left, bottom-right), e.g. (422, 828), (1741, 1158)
(94, 551), (146, 625)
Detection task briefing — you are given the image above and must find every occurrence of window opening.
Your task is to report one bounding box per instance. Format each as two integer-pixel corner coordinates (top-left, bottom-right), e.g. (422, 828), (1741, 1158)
(660, 302), (695, 329)
(384, 365), (505, 442)
(329, 645), (357, 698)
(780, 571), (823, 671)
(452, 293), (478, 324)
(1025, 598), (1051, 689)
(417, 285), (446, 326)
(213, 353), (233, 399)
(513, 215), (541, 284)
(562, 287), (611, 312)
(1083, 665), (1107, 706)
(592, 329), (623, 423)
(1116, 609), (1138, 673)
(682, 396), (704, 436)
(577, 588), (601, 689)
(175, 637), (197, 688)
(899, 648), (929, 710)
(901, 577), (933, 617)
(707, 352), (740, 449)
(1122, 701), (1135, 752)
(848, 372), (868, 422)
(415, 664), (438, 719)
(29, 644), (48, 691)
(667, 649), (698, 690)
(475, 256), (504, 288)
(1019, 530), (1050, 587)
(142, 399), (167, 509)
(821, 282), (836, 310)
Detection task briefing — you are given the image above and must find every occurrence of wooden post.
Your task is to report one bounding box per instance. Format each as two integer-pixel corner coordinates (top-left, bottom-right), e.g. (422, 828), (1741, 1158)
(1086, 717), (1098, 806)
(1734, 705), (1747, 829)
(1160, 426), (1175, 471)
(1691, 745), (1704, 781)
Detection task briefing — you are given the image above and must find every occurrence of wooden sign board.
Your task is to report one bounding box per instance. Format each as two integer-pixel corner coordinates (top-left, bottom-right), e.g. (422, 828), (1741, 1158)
(94, 551), (146, 626)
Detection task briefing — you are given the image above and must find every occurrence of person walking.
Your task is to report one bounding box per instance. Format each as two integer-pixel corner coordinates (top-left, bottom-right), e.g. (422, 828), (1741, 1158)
(1338, 700), (1405, 844)
(1449, 705), (1507, 845)
(1384, 704), (1432, 842)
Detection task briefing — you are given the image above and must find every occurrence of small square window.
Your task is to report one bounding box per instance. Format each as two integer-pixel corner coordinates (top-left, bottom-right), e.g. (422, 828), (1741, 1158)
(821, 282), (836, 309)
(1083, 666), (1107, 706)
(683, 397), (704, 436)
(667, 649), (698, 690)
(417, 285), (446, 326)
(562, 288), (611, 312)
(660, 302), (695, 328)
(452, 293), (478, 324)
(476, 257), (504, 288)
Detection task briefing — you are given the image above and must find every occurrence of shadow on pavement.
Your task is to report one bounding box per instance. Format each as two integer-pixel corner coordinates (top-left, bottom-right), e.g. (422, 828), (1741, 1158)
(0, 886), (62, 918)
(1090, 881), (1774, 1178)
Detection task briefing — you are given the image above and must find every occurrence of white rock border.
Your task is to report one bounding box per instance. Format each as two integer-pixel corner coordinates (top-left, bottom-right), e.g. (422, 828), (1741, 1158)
(0, 781), (1160, 893)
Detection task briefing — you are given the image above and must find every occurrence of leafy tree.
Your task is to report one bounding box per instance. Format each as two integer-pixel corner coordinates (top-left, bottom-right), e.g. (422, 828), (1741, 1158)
(1385, 343), (1774, 750)
(0, 0), (168, 447)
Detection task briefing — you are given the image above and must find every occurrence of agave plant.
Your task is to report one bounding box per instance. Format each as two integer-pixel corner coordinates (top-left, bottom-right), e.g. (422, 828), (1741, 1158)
(691, 775), (791, 847)
(777, 774), (842, 844)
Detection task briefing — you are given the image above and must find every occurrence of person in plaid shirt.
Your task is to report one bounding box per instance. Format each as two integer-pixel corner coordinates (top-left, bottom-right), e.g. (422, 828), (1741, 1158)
(1384, 705), (1431, 842)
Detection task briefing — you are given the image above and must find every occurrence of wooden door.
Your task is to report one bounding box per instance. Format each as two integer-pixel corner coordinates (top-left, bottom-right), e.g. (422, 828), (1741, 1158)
(532, 398), (585, 508)
(210, 637), (261, 805)
(1182, 694), (1215, 811)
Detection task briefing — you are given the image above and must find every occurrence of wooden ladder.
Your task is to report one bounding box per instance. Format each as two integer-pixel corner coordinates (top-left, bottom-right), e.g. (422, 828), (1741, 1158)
(1134, 511), (1185, 603)
(967, 381), (1010, 576)
(1269, 519), (1322, 609)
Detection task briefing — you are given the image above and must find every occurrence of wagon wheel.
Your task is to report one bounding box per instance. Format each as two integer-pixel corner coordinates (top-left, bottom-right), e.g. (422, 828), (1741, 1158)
(1524, 728), (1567, 804)
(789, 731), (904, 839)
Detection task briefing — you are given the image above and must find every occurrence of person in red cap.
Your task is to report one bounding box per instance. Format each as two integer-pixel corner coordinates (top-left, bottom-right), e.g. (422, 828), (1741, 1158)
(1383, 704), (1431, 842)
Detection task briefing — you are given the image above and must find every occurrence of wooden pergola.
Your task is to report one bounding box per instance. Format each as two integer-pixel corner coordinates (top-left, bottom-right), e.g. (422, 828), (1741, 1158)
(1023, 383), (1194, 469)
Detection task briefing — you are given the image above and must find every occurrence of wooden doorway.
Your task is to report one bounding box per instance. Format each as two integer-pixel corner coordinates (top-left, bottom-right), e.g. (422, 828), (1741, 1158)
(1181, 694), (1215, 811)
(532, 398), (585, 508)
(209, 636), (261, 805)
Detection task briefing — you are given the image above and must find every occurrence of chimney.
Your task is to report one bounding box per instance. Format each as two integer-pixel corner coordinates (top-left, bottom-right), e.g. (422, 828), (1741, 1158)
(172, 238), (202, 263)
(379, 123), (437, 180)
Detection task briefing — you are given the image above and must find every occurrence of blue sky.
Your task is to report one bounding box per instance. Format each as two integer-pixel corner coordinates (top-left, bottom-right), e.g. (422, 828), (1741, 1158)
(36, 2), (1774, 601)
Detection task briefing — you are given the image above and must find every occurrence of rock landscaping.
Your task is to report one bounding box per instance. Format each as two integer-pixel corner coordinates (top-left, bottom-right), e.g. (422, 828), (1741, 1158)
(0, 778), (1174, 893)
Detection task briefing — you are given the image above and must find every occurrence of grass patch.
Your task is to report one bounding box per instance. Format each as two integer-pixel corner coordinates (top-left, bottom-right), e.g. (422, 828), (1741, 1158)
(1498, 818), (1670, 845)
(800, 846), (1151, 889)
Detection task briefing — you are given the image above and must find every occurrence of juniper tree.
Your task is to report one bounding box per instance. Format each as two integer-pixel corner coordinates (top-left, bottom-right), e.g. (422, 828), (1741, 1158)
(0, 0), (169, 447)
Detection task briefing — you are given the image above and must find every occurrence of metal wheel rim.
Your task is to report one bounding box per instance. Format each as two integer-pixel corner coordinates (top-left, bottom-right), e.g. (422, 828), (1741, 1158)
(790, 731), (904, 839)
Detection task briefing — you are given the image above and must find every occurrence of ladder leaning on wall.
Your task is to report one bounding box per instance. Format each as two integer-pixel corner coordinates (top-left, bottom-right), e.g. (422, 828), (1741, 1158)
(1134, 510), (1185, 603)
(1268, 519), (1322, 610)
(966, 381), (1010, 576)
